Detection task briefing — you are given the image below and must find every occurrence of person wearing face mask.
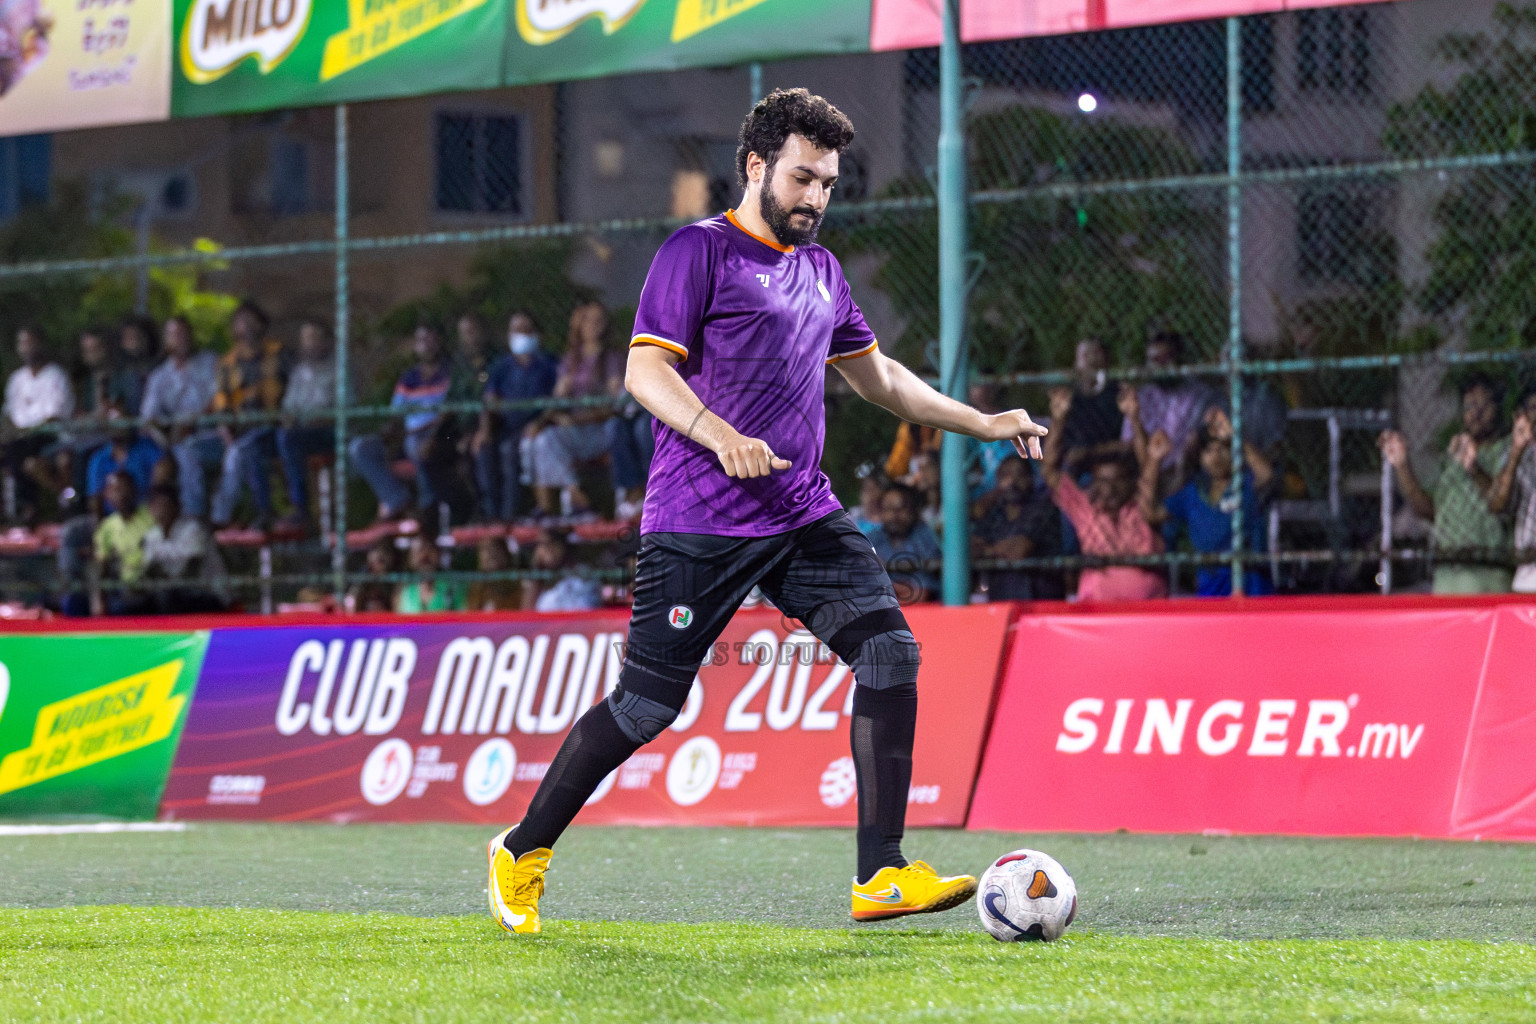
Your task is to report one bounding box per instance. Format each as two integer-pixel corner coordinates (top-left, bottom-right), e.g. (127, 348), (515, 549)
(473, 311), (558, 522)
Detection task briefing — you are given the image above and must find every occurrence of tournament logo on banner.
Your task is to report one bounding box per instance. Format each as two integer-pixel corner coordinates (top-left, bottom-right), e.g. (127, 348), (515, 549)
(161, 605), (1010, 827)
(0, 0), (172, 135)
(0, 632), (207, 820)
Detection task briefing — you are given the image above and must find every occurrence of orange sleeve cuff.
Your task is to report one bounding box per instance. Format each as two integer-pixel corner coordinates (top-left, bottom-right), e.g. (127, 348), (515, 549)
(630, 334), (689, 359)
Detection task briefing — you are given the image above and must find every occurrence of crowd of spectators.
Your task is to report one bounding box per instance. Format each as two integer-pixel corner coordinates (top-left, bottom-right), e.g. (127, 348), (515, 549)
(3, 308), (1532, 615)
(0, 299), (652, 616)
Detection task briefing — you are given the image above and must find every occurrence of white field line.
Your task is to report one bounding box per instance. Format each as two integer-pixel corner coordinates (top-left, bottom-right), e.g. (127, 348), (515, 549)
(0, 822), (188, 836)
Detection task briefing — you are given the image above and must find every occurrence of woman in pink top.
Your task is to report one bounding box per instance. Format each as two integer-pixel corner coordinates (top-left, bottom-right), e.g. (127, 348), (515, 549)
(1044, 387), (1167, 601)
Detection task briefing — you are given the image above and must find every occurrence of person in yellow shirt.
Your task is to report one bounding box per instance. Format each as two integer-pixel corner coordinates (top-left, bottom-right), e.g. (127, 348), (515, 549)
(91, 471), (155, 615)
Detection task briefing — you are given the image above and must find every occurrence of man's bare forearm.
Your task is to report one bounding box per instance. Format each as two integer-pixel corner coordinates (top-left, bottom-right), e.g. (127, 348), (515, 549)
(852, 356), (989, 437)
(625, 349), (736, 452)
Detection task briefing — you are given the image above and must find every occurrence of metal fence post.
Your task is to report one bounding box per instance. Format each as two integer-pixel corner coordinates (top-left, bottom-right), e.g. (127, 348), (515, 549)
(1226, 17), (1246, 598)
(750, 62), (763, 105)
(333, 103), (350, 604)
(939, 0), (970, 606)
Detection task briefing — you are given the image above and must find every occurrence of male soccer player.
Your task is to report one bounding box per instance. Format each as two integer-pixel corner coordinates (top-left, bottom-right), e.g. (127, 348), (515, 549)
(488, 89), (1047, 933)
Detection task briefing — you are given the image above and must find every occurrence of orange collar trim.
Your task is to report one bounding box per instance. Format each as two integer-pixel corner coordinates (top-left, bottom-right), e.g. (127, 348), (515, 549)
(725, 209), (794, 253)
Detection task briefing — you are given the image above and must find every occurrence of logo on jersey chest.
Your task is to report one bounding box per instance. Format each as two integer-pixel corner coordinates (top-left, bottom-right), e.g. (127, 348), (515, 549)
(756, 273), (771, 287)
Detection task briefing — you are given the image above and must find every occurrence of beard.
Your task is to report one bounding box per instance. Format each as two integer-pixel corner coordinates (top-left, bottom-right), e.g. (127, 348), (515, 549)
(759, 183), (824, 247)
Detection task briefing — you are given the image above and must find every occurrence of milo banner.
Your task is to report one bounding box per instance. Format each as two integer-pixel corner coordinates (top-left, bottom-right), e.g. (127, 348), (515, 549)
(170, 0), (508, 117)
(500, 0), (870, 89)
(0, 0), (172, 135)
(0, 632), (207, 819)
(160, 605), (1010, 826)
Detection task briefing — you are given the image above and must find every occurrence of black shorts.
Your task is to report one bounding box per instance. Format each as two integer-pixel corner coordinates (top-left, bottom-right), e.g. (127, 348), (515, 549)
(621, 510), (908, 688)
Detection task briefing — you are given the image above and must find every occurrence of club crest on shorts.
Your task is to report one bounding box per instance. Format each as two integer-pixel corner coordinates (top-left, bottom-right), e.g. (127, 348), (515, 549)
(668, 605), (694, 629)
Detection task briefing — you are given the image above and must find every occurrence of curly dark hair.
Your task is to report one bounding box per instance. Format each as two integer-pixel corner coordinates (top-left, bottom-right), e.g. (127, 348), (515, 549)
(735, 88), (856, 190)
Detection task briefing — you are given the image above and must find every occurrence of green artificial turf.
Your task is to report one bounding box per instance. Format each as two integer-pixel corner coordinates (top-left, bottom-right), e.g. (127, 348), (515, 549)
(2, 906), (1535, 1023)
(2, 824), (1536, 1022)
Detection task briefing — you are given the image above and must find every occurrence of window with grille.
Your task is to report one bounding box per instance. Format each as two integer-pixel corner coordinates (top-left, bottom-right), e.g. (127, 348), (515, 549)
(435, 112), (524, 215)
(0, 134), (50, 222)
(1296, 9), (1372, 97)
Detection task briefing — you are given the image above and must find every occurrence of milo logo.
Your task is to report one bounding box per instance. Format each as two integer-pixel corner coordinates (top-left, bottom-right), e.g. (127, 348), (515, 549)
(516, 0), (646, 45)
(181, 0), (312, 83)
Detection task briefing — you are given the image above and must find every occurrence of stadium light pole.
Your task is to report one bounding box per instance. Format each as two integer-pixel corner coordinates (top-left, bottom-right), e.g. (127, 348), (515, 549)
(938, 0), (970, 606)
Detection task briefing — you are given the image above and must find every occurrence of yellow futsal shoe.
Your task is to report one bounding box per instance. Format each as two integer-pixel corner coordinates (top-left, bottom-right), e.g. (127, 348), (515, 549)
(487, 826), (551, 935)
(851, 860), (978, 922)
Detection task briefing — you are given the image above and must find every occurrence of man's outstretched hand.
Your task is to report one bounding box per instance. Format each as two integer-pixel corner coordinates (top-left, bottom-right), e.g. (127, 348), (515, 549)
(979, 409), (1049, 460)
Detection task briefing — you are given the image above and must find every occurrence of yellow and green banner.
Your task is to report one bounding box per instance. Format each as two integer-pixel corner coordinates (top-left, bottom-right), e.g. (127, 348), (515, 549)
(170, 0), (509, 118)
(501, 0), (871, 88)
(0, 632), (207, 819)
(169, 0), (871, 118)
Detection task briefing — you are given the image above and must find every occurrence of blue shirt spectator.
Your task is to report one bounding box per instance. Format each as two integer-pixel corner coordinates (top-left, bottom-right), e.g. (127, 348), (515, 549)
(86, 434), (163, 513)
(394, 363), (456, 436)
(486, 349), (559, 435)
(1164, 470), (1273, 597)
(868, 482), (942, 601)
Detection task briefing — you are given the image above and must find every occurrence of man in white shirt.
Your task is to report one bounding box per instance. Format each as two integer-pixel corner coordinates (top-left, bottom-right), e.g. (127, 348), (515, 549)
(142, 484), (228, 613)
(4, 325), (74, 523)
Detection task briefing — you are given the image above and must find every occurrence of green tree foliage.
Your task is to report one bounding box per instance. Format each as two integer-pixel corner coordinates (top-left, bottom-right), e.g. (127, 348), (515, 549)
(1385, 3), (1536, 354)
(0, 183), (239, 365)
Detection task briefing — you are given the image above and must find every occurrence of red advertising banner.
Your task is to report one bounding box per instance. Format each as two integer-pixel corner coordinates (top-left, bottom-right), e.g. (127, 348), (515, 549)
(968, 598), (1536, 839)
(870, 0), (1397, 52)
(160, 605), (1011, 827)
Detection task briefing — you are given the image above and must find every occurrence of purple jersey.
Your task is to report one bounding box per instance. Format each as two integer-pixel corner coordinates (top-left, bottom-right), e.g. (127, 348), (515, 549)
(631, 211), (878, 537)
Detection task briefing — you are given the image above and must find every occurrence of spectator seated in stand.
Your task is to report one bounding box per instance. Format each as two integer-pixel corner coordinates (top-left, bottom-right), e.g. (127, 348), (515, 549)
(529, 302), (627, 520)
(66, 470), (155, 616)
(909, 452), (943, 533)
(349, 537), (400, 613)
(472, 310), (558, 523)
(1380, 374), (1512, 595)
(522, 528), (602, 612)
(42, 326), (142, 514)
(351, 323), (473, 525)
(1121, 330), (1214, 487)
(971, 455), (1065, 601)
(966, 383), (1020, 498)
(117, 316), (161, 398)
(1488, 388), (1536, 594)
(1146, 408), (1275, 597)
(57, 430), (164, 597)
(847, 463), (886, 537)
(1044, 387), (1167, 601)
(467, 535), (522, 611)
(140, 315), (219, 506)
(884, 419), (940, 484)
(142, 484), (228, 614)
(175, 300), (288, 529)
(275, 318), (347, 531)
(868, 482), (942, 603)
(395, 533), (466, 613)
(3, 325), (74, 524)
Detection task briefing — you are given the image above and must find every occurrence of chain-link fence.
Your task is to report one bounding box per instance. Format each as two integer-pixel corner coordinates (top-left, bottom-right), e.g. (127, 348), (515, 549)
(1, 0), (1534, 613)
